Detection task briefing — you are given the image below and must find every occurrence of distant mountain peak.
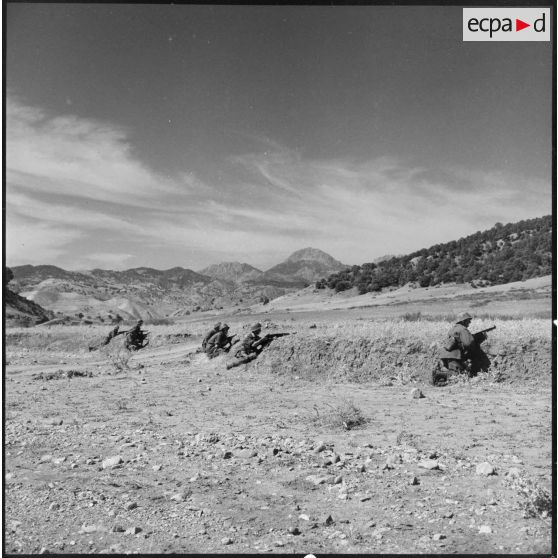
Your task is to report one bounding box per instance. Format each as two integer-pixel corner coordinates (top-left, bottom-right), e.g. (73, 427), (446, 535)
(284, 247), (344, 266)
(198, 261), (263, 283)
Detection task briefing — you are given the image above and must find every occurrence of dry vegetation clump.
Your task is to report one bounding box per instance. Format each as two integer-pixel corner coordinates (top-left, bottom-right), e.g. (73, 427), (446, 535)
(311, 397), (367, 430)
(505, 474), (553, 519)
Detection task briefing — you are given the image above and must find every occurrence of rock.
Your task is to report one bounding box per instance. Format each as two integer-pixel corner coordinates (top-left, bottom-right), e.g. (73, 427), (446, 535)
(170, 492), (190, 502)
(126, 526), (142, 536)
(306, 475), (334, 485)
(358, 464), (366, 472)
(418, 460), (440, 470)
(333, 475), (343, 484)
(410, 476), (420, 485)
(432, 533), (446, 540)
(38, 547), (49, 554)
(48, 502), (60, 511)
(382, 462), (395, 471)
(40, 454), (53, 463)
(324, 515), (334, 526)
(152, 465), (162, 471)
(80, 524), (97, 534)
(479, 525), (492, 534)
(221, 537), (233, 545)
(476, 462), (496, 476)
(102, 456), (123, 469)
(314, 441), (326, 453)
(126, 502), (138, 511)
(288, 526), (301, 535)
(235, 449), (257, 458)
(410, 388), (425, 399)
(299, 514), (310, 521)
(274, 541), (285, 547)
(112, 525), (125, 533)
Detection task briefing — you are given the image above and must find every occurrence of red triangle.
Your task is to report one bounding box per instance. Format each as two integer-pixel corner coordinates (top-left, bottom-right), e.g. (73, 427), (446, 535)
(516, 18), (530, 31)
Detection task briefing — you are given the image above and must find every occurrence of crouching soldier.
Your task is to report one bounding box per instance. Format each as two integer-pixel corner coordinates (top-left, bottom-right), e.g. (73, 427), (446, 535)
(205, 323), (235, 359)
(202, 322), (221, 351)
(226, 323), (264, 369)
(437, 312), (491, 382)
(126, 319), (149, 351)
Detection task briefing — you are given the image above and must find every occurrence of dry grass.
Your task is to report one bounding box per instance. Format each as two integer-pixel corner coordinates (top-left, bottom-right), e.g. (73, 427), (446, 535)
(312, 397), (368, 431)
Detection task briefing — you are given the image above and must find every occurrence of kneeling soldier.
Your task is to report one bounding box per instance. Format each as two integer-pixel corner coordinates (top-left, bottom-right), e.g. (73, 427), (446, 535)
(206, 323), (234, 359)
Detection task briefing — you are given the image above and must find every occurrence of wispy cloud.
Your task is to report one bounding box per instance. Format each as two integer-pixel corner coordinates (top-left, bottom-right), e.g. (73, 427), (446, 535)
(5, 97), (550, 270)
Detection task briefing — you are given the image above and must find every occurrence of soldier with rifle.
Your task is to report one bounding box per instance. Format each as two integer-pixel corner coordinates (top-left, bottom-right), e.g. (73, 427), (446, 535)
(226, 323), (293, 369)
(202, 322), (221, 351)
(126, 319), (149, 351)
(434, 312), (494, 384)
(205, 323), (238, 359)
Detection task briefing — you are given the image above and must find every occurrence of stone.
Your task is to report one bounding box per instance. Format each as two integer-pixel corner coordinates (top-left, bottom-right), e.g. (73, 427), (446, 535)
(306, 475), (334, 485)
(40, 454), (53, 463)
(418, 460), (440, 470)
(299, 514), (310, 521)
(410, 388), (425, 399)
(324, 515), (334, 526)
(152, 465), (162, 471)
(476, 462), (496, 476)
(288, 526), (301, 535)
(410, 476), (420, 485)
(126, 502), (138, 511)
(314, 441), (326, 453)
(221, 537), (233, 545)
(479, 525), (492, 534)
(432, 533), (446, 540)
(80, 524), (97, 534)
(48, 502), (60, 511)
(102, 456), (123, 469)
(506, 467), (521, 478)
(112, 525), (125, 533)
(125, 527), (142, 535)
(358, 464), (366, 473)
(235, 449), (257, 459)
(333, 475), (343, 484)
(170, 492), (190, 502)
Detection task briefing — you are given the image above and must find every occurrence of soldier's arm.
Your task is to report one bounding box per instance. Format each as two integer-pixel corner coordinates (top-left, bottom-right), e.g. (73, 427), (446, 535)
(458, 328), (476, 350)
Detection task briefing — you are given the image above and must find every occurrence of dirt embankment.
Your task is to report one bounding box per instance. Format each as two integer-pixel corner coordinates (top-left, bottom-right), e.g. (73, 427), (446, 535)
(255, 336), (551, 385)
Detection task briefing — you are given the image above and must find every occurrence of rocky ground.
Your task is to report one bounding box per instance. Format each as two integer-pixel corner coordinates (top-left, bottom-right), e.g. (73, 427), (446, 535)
(4, 329), (553, 555)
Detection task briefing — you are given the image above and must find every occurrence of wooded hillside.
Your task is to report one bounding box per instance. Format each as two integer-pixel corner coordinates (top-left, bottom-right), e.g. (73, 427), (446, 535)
(317, 215), (552, 293)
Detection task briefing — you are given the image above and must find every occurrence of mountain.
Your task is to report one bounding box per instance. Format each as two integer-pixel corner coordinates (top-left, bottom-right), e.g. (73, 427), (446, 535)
(8, 248), (345, 322)
(4, 268), (54, 327)
(317, 215), (552, 293)
(263, 248), (347, 285)
(199, 262), (264, 283)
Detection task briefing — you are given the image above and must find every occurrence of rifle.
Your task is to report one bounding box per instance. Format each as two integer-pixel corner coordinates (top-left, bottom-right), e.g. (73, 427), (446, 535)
(473, 325), (496, 343)
(255, 332), (295, 352)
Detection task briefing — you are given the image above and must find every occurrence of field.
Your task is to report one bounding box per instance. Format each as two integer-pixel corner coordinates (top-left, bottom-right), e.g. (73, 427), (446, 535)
(4, 286), (554, 554)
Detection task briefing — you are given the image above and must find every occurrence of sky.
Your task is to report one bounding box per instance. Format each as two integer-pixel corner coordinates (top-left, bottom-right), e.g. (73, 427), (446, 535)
(5, 4), (553, 271)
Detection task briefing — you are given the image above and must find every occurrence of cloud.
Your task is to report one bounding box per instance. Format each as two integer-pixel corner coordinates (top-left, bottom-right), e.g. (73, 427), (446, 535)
(6, 96), (184, 208)
(5, 98), (550, 270)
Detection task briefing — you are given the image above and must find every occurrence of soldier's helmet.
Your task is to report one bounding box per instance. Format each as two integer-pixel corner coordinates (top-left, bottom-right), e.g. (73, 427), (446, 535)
(456, 312), (472, 323)
(220, 323), (229, 331)
(137, 319), (143, 325)
(251, 322), (262, 332)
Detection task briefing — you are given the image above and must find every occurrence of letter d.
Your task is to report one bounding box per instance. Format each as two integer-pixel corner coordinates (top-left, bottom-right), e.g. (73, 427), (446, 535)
(534, 13), (545, 32)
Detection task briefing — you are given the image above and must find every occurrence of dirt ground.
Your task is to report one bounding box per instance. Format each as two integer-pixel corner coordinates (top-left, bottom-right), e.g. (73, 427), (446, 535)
(4, 320), (553, 555)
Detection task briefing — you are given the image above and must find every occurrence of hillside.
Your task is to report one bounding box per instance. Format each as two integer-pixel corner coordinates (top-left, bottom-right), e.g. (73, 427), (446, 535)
(10, 248), (346, 321)
(318, 216), (552, 294)
(199, 262), (264, 283)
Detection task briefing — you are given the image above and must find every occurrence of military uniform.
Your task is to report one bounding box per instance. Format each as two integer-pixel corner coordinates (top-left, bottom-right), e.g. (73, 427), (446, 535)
(439, 313), (489, 375)
(202, 323), (221, 351)
(206, 325), (231, 358)
(127, 321), (147, 350)
(236, 331), (262, 358)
